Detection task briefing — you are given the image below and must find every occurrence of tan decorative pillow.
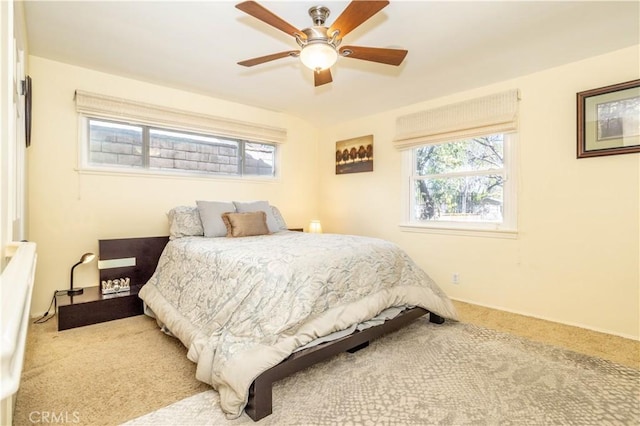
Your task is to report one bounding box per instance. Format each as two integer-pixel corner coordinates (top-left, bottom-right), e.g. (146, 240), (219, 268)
(221, 211), (270, 238)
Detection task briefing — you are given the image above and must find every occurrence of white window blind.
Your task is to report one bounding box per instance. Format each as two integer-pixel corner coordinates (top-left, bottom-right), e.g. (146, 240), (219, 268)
(394, 89), (519, 150)
(74, 90), (287, 144)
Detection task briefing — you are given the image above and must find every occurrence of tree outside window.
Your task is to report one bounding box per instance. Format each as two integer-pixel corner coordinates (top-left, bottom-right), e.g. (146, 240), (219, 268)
(412, 134), (507, 224)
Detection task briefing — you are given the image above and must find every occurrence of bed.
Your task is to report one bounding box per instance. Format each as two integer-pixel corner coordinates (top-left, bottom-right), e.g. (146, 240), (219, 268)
(133, 203), (458, 420)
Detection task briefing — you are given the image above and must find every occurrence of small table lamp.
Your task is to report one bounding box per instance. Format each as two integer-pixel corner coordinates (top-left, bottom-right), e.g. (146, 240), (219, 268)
(68, 252), (96, 296)
(309, 220), (323, 233)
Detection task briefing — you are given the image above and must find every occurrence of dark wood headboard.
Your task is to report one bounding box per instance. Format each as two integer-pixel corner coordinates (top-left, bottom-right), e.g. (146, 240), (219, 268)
(98, 236), (169, 286)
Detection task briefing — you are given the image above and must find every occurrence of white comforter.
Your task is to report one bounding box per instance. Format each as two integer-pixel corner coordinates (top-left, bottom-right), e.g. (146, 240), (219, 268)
(139, 231), (458, 418)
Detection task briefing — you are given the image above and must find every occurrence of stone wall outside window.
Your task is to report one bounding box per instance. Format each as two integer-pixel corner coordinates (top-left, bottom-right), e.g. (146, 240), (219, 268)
(89, 126), (273, 175)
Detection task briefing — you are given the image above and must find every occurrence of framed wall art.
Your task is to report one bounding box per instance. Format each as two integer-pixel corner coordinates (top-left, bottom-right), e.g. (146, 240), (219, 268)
(577, 79), (639, 158)
(335, 135), (373, 174)
(23, 75), (32, 147)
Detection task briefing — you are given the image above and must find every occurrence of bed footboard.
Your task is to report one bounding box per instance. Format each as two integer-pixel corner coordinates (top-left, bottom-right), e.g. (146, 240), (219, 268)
(245, 306), (438, 421)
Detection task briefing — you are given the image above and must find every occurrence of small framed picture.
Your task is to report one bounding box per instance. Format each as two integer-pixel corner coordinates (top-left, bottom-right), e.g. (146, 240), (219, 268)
(577, 79), (639, 158)
(335, 135), (374, 174)
(23, 76), (32, 147)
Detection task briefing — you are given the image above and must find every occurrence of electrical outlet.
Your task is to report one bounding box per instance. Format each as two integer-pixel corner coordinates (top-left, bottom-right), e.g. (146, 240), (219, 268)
(452, 273), (460, 284)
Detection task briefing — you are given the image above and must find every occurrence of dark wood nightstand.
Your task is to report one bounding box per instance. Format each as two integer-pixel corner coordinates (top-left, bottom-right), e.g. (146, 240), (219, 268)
(56, 285), (144, 331)
(288, 228), (304, 232)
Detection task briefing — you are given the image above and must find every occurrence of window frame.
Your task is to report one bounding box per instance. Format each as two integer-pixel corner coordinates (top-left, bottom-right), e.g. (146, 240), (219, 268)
(77, 115), (280, 181)
(400, 132), (518, 238)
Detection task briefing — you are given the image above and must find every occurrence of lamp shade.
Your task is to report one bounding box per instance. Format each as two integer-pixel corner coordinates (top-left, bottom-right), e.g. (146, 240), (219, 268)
(300, 43), (338, 71)
(79, 253), (96, 264)
(309, 220), (323, 233)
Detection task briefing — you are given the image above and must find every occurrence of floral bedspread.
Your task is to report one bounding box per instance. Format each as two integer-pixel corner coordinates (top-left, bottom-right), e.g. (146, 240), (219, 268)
(139, 231), (458, 418)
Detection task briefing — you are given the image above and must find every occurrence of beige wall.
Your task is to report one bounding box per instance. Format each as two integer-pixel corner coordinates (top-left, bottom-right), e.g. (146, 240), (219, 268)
(27, 56), (320, 316)
(318, 46), (640, 339)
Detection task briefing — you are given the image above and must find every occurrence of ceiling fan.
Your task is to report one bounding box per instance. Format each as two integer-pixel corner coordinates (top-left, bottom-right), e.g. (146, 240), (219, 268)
(236, 1), (408, 87)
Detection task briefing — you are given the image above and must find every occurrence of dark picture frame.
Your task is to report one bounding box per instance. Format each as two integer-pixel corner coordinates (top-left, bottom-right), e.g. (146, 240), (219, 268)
(335, 135), (373, 174)
(23, 75), (32, 147)
(577, 79), (639, 158)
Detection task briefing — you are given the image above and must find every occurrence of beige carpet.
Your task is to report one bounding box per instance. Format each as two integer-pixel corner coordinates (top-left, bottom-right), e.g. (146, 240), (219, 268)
(13, 301), (639, 425)
(14, 315), (208, 425)
(452, 301), (639, 368)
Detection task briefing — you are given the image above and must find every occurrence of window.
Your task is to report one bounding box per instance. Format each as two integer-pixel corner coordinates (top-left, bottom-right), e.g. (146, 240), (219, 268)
(395, 90), (519, 236)
(407, 133), (516, 232)
(83, 118), (276, 177)
(74, 90), (286, 179)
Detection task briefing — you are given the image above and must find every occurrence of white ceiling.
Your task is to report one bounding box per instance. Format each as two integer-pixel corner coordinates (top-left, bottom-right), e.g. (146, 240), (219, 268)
(23, 1), (640, 126)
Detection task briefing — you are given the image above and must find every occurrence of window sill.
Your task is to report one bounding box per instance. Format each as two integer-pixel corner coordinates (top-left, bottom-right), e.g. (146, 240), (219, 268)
(76, 166), (279, 184)
(399, 223), (518, 239)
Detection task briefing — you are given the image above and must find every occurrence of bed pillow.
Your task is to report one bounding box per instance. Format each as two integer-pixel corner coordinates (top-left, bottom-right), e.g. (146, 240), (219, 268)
(270, 205), (288, 231)
(221, 211), (270, 238)
(196, 200), (236, 237)
(233, 200), (279, 233)
(167, 206), (204, 240)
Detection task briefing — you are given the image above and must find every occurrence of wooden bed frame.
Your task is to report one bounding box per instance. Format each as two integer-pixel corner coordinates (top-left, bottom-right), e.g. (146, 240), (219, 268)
(98, 235), (445, 421)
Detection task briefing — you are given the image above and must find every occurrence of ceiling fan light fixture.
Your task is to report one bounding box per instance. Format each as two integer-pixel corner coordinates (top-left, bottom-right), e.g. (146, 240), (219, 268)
(300, 42), (338, 72)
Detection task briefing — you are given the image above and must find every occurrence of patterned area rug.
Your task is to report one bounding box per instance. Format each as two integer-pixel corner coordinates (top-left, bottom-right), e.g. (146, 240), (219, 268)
(124, 319), (639, 425)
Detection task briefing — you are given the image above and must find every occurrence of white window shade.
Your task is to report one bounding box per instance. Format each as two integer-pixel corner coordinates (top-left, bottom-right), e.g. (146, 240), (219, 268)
(74, 90), (287, 144)
(394, 89), (519, 150)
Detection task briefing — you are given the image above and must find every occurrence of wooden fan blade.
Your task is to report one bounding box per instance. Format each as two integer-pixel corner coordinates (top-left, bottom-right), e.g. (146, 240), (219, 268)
(314, 69), (333, 87)
(236, 1), (303, 38)
(238, 51), (299, 67)
(340, 45), (407, 66)
(329, 1), (389, 38)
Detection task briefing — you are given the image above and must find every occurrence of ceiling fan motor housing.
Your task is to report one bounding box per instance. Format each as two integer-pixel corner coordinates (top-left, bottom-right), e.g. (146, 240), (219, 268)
(301, 26), (336, 44)
(297, 4), (340, 48)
